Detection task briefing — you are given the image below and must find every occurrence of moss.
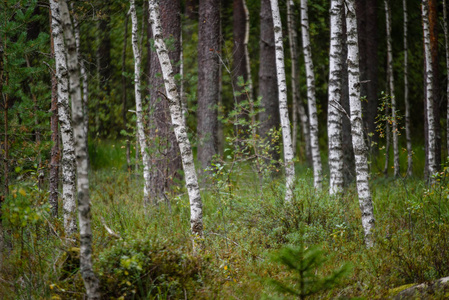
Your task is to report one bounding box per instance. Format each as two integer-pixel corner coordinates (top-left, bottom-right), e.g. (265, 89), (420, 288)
(388, 283), (417, 297)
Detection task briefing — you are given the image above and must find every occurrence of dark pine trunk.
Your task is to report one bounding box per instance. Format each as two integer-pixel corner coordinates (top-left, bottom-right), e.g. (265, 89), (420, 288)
(233, 0), (249, 135)
(355, 0), (378, 143)
(149, 0), (183, 202)
(197, 0), (220, 174)
(258, 0), (280, 162)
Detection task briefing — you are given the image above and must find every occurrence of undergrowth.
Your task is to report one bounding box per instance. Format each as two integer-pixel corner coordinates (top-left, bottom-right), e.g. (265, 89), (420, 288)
(1, 142), (449, 299)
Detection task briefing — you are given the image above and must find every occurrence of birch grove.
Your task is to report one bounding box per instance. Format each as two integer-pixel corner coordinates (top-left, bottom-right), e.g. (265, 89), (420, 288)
(59, 0), (101, 297)
(301, 0), (322, 189)
(422, 0), (437, 180)
(384, 0), (399, 177)
(328, 0), (344, 195)
(130, 0), (152, 206)
(50, 0), (77, 235)
(287, 0), (310, 160)
(345, 0), (376, 248)
(148, 0), (203, 237)
(270, 0), (295, 202)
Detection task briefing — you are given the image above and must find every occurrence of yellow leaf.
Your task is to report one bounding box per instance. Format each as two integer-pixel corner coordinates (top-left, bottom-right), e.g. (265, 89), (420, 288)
(126, 281), (132, 286)
(19, 188), (26, 196)
(124, 270), (129, 275)
(224, 265), (228, 270)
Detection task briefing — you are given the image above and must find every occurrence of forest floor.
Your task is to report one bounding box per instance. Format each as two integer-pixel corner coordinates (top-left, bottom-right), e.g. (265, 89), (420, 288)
(1, 140), (449, 299)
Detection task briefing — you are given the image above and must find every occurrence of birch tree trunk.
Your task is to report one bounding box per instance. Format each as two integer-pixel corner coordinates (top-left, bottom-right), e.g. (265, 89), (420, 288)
(130, 0), (152, 207)
(149, 0), (203, 237)
(50, 0), (77, 236)
(345, 0), (375, 248)
(72, 6), (89, 168)
(49, 8), (60, 217)
(287, 0), (310, 161)
(301, 0), (322, 189)
(422, 0), (437, 180)
(270, 0), (295, 202)
(443, 0), (449, 160)
(59, 1), (101, 297)
(328, 0), (344, 195)
(403, 0), (412, 176)
(384, 0), (399, 177)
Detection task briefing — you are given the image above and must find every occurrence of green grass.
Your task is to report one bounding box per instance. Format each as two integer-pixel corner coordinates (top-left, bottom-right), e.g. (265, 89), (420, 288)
(1, 140), (449, 299)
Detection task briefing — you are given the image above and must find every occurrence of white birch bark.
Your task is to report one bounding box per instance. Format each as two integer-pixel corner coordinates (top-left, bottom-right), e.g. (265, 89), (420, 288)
(148, 0), (203, 236)
(443, 0), (449, 160)
(403, 0), (412, 176)
(130, 0), (152, 206)
(384, 0), (399, 177)
(287, 0), (310, 160)
(328, 0), (344, 195)
(59, 1), (101, 298)
(270, 0), (296, 202)
(345, 0), (375, 248)
(72, 5), (89, 144)
(422, 0), (437, 179)
(301, 0), (322, 189)
(50, 0), (77, 236)
(243, 0), (253, 101)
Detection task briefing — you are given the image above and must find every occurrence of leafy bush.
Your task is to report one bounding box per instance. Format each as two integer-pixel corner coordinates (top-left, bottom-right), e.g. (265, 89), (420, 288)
(97, 238), (204, 299)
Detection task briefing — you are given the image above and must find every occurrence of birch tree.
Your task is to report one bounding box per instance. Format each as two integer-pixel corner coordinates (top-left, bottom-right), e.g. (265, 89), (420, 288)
(403, 0), (412, 176)
(422, 0), (437, 180)
(49, 8), (59, 217)
(345, 0), (375, 247)
(72, 6), (89, 158)
(384, 0), (399, 177)
(148, 0), (203, 237)
(328, 0), (344, 195)
(59, 1), (101, 297)
(50, 0), (77, 235)
(270, 0), (295, 202)
(130, 0), (152, 206)
(301, 0), (322, 189)
(287, 0), (310, 161)
(443, 0), (449, 160)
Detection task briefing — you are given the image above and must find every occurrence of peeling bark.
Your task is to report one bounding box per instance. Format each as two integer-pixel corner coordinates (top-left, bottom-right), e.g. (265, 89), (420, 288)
(50, 0), (77, 236)
(328, 0), (344, 195)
